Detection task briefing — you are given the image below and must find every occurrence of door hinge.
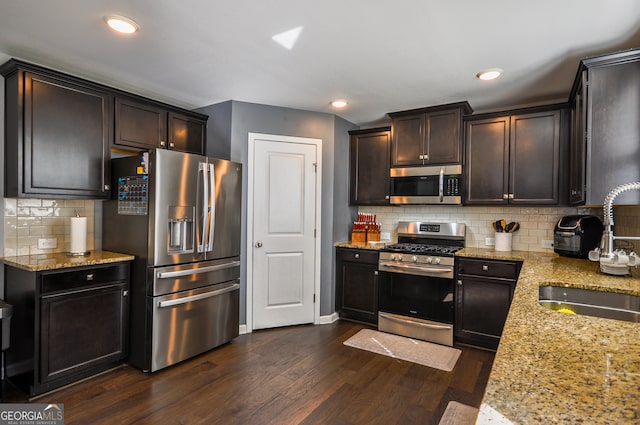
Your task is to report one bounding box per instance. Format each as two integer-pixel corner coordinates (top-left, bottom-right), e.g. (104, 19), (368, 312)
(314, 229), (316, 238)
(313, 293), (316, 303)
(312, 163), (317, 172)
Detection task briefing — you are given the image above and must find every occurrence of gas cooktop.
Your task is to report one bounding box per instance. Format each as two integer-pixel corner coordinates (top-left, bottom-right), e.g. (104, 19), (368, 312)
(381, 243), (463, 256)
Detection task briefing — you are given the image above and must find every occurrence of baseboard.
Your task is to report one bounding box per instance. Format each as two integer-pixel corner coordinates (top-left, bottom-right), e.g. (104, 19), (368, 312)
(319, 312), (339, 324)
(240, 313), (339, 334)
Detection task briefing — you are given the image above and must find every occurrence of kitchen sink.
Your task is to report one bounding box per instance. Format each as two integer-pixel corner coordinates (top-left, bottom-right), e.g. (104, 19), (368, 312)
(538, 285), (640, 323)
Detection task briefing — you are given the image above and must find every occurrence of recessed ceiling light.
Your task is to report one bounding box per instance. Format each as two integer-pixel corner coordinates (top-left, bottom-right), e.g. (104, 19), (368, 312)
(330, 99), (348, 108)
(477, 68), (503, 81)
(104, 15), (139, 34)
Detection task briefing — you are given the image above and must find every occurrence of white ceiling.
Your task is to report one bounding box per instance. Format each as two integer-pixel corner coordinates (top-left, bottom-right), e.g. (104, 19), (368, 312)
(1, 1), (639, 126)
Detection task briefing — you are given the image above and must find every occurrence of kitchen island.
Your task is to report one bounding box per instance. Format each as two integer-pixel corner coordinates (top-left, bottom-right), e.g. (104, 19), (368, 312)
(458, 248), (640, 424)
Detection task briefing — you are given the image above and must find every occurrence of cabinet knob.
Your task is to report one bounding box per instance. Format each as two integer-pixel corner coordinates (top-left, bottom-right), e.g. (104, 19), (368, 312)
(169, 142), (175, 149)
(374, 271), (378, 276)
(104, 184), (110, 191)
(385, 195), (389, 200)
(503, 194), (509, 200)
(508, 193), (514, 199)
(86, 273), (94, 281)
(482, 265), (489, 271)
(159, 140), (166, 147)
(354, 253), (360, 259)
(123, 290), (129, 297)
(457, 280), (463, 286)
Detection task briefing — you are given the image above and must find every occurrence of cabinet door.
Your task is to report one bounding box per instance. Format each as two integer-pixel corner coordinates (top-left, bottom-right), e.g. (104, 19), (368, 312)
(569, 72), (587, 205)
(167, 112), (205, 154)
(509, 111), (560, 204)
(22, 72), (111, 198)
(464, 117), (509, 204)
(115, 97), (166, 150)
(455, 275), (514, 350)
(350, 129), (391, 205)
(425, 109), (461, 164)
(39, 282), (128, 385)
(586, 61), (640, 205)
(391, 114), (424, 166)
(335, 249), (379, 324)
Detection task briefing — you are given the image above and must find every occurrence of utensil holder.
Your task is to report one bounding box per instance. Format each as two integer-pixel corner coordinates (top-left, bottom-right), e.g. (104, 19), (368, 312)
(495, 232), (513, 251)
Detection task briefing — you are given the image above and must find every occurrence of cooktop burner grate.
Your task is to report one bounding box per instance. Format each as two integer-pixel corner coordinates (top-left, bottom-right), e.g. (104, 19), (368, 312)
(381, 243), (463, 256)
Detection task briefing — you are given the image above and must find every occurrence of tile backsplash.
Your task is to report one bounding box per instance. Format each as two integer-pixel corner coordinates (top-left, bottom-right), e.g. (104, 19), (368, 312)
(3, 198), (95, 256)
(358, 205), (600, 252)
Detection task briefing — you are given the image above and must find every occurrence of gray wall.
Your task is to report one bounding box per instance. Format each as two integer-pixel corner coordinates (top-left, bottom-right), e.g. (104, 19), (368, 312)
(214, 100), (356, 323)
(197, 100), (232, 160)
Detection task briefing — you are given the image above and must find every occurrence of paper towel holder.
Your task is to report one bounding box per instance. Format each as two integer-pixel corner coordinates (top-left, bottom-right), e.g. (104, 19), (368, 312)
(66, 251), (90, 257)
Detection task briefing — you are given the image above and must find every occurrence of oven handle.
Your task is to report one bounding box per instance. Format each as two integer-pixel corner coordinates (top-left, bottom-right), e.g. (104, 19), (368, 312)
(379, 312), (452, 330)
(379, 263), (452, 274)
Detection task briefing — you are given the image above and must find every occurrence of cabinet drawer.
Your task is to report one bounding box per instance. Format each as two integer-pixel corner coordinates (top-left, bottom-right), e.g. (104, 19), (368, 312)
(336, 248), (379, 264)
(457, 258), (519, 280)
(41, 264), (129, 294)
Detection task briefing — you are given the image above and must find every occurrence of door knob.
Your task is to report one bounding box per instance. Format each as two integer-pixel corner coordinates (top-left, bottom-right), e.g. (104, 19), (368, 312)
(255, 241), (263, 248)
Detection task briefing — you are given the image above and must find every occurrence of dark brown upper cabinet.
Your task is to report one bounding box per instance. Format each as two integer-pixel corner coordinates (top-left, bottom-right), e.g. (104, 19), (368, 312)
(465, 106), (567, 205)
(568, 48), (640, 206)
(2, 60), (112, 199)
(389, 102), (472, 167)
(115, 97), (206, 155)
(349, 127), (391, 205)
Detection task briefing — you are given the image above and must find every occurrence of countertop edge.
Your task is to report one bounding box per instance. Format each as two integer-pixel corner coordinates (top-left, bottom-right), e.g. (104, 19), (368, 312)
(1, 251), (135, 272)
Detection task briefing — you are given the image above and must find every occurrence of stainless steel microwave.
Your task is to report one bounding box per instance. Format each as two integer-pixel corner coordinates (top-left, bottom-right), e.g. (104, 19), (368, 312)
(389, 165), (462, 205)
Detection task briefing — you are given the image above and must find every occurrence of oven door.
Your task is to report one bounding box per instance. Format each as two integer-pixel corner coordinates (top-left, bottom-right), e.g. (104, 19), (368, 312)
(378, 271), (454, 324)
(378, 270), (455, 345)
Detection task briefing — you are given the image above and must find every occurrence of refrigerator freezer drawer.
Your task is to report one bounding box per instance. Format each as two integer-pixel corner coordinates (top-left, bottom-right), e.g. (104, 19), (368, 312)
(151, 281), (240, 372)
(151, 258), (240, 296)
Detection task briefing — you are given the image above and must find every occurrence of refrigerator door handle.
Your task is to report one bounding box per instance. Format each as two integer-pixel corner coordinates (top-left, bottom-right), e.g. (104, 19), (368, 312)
(157, 260), (241, 279)
(198, 162), (209, 253)
(158, 283), (240, 308)
(205, 162), (215, 252)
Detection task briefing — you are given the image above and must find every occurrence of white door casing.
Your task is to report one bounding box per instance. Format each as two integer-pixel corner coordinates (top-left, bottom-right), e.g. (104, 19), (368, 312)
(247, 133), (321, 331)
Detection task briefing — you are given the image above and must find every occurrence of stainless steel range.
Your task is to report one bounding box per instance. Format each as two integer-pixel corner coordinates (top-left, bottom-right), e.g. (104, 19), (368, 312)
(378, 221), (465, 346)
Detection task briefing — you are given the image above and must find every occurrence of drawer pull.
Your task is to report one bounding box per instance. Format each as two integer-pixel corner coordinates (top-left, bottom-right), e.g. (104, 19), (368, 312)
(482, 265), (489, 271)
(86, 273), (94, 281)
(354, 253), (360, 259)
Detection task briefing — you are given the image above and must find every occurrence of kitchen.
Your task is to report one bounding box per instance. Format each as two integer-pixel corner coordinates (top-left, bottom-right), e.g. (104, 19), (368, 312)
(0, 1), (640, 424)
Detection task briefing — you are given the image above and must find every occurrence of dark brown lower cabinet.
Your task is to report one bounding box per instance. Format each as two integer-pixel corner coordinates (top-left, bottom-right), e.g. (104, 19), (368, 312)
(335, 248), (379, 325)
(455, 257), (521, 350)
(5, 262), (130, 396)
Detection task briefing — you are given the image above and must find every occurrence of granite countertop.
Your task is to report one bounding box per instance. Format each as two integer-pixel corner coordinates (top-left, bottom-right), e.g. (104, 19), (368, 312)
(335, 241), (394, 250)
(461, 248), (640, 424)
(1, 250), (135, 272)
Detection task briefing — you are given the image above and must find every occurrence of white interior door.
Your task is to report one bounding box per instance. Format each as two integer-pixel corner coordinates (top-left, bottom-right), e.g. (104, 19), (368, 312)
(248, 133), (321, 330)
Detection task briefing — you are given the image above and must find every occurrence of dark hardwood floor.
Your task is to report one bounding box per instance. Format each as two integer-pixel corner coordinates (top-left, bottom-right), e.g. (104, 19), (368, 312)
(3, 321), (494, 425)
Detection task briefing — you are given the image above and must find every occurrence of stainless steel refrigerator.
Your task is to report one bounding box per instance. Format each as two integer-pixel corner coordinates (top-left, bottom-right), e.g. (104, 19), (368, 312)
(103, 149), (242, 372)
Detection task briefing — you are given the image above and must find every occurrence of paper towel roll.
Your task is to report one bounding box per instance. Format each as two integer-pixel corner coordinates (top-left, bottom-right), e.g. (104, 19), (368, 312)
(70, 217), (87, 254)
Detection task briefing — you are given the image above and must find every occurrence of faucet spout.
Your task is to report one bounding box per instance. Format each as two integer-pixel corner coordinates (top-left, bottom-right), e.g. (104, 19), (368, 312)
(594, 182), (640, 275)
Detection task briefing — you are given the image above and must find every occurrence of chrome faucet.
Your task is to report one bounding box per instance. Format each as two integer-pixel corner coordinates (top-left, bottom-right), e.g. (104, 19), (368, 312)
(589, 182), (640, 275)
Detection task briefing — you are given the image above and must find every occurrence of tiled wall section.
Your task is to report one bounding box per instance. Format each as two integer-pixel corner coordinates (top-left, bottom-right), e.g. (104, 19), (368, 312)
(359, 205), (592, 252)
(3, 198), (95, 256)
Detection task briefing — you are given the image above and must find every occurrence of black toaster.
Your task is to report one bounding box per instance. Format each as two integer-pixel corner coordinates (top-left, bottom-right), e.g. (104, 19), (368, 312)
(553, 215), (604, 258)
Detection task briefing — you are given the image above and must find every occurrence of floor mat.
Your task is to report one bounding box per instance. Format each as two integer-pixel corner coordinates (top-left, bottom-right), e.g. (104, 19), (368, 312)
(438, 401), (479, 425)
(343, 329), (461, 372)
